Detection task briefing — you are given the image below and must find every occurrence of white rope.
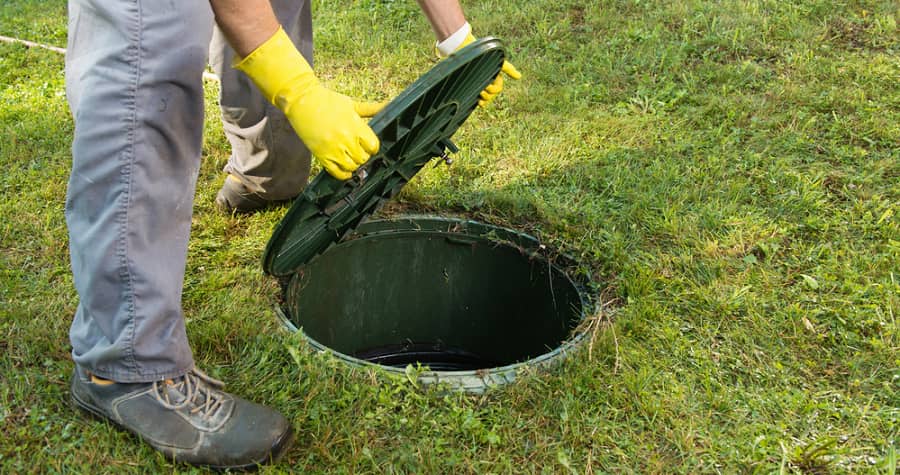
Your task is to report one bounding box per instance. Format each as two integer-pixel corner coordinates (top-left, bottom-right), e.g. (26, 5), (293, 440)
(0, 34), (220, 82)
(0, 34), (66, 54)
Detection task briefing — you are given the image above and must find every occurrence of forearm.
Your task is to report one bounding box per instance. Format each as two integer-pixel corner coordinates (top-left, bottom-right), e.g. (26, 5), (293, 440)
(209, 0), (279, 57)
(416, 0), (466, 41)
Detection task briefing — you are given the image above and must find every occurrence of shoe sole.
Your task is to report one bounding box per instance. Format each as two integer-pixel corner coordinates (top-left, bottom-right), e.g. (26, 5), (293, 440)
(71, 390), (295, 472)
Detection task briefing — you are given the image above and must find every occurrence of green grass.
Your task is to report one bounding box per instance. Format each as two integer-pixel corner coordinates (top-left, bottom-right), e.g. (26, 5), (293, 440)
(2, 0), (898, 472)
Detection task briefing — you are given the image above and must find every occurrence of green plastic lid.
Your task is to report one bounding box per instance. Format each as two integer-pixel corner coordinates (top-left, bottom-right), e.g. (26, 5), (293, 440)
(262, 38), (507, 276)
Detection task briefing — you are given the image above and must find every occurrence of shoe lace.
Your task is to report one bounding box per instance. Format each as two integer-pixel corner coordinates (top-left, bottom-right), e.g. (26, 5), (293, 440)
(153, 367), (226, 419)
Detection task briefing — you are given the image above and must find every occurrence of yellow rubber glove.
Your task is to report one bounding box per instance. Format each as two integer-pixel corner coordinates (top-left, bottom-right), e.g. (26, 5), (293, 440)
(236, 28), (381, 180)
(438, 29), (522, 107)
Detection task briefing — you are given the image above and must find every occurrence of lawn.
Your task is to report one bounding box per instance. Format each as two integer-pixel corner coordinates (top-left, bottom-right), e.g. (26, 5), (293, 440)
(1, 0), (898, 472)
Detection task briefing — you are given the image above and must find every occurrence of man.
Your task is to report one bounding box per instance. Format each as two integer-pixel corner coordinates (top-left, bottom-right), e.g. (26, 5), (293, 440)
(64, 0), (519, 469)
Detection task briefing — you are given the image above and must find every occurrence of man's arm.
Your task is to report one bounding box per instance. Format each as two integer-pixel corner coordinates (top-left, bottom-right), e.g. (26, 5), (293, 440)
(416, 0), (521, 107)
(207, 0), (380, 180)
(208, 0), (279, 57)
(416, 0), (466, 41)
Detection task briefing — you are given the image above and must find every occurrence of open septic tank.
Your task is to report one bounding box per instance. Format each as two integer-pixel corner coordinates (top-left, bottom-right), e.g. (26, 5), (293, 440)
(262, 39), (594, 393)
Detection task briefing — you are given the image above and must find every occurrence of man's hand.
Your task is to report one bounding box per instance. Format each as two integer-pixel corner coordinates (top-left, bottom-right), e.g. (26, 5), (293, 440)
(453, 32), (521, 107)
(235, 28), (380, 180)
(436, 25), (522, 107)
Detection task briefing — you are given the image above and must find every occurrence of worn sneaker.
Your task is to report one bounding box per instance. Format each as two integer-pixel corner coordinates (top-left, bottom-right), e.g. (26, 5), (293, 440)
(71, 365), (293, 470)
(215, 174), (281, 214)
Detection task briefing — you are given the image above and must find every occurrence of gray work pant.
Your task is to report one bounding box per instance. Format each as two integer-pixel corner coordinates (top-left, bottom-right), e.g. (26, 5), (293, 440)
(65, 0), (312, 383)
